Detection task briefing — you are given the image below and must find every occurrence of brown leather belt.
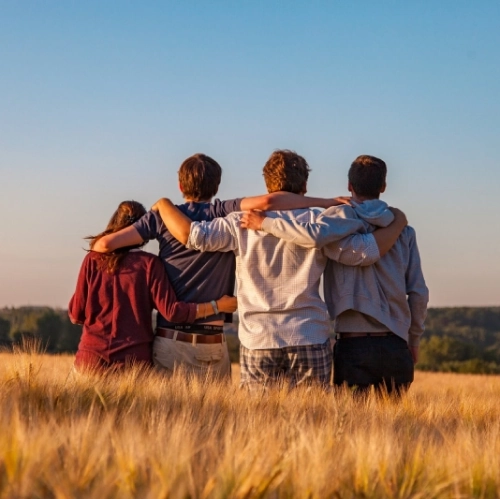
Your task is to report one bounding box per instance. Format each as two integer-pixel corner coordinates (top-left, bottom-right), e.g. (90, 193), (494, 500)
(156, 327), (224, 345)
(336, 332), (394, 339)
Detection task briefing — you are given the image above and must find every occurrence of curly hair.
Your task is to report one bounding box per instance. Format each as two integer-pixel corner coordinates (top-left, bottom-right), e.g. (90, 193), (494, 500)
(262, 150), (310, 194)
(87, 200), (147, 274)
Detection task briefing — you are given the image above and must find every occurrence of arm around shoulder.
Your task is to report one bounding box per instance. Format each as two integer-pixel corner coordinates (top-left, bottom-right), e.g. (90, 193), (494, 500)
(92, 226), (143, 253)
(371, 208), (407, 257)
(257, 206), (366, 249)
(187, 216), (238, 252)
(151, 198), (192, 245)
(240, 191), (352, 211)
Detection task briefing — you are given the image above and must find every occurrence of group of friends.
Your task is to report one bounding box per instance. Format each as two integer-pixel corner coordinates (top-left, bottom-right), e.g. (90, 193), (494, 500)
(69, 150), (429, 394)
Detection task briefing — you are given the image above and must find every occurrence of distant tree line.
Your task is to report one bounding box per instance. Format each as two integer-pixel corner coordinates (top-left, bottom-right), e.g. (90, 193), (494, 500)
(1, 306), (500, 374)
(0, 307), (81, 353)
(418, 307), (500, 374)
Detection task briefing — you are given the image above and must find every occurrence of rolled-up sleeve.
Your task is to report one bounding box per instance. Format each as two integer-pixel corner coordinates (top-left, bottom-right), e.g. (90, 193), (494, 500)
(186, 216), (238, 253)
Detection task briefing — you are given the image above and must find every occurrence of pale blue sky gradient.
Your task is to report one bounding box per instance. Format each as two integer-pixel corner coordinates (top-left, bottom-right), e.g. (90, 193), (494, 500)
(1, 1), (499, 308)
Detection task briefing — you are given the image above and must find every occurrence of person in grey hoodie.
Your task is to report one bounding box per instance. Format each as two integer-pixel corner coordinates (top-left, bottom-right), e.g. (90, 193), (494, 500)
(241, 155), (429, 395)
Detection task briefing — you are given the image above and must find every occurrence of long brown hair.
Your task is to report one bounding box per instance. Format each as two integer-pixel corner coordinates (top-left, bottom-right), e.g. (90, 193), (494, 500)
(87, 200), (147, 274)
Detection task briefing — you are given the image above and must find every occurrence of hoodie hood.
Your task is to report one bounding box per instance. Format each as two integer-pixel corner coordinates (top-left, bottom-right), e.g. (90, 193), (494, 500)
(351, 199), (394, 228)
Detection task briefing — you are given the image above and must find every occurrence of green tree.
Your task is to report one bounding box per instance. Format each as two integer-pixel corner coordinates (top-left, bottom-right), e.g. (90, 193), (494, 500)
(419, 336), (478, 371)
(0, 317), (11, 345)
(57, 316), (82, 352)
(35, 310), (62, 352)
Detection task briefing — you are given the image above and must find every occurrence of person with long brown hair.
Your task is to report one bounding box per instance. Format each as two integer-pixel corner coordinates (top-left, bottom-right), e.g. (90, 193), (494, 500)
(69, 200), (237, 373)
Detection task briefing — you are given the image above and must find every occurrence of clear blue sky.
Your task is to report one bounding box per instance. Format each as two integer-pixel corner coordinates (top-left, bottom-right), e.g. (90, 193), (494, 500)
(1, 0), (499, 308)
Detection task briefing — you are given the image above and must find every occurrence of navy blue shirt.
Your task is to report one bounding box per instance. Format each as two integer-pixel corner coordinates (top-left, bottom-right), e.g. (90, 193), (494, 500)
(133, 198), (242, 328)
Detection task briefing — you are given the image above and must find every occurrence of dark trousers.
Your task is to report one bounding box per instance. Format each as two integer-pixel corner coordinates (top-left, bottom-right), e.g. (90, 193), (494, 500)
(333, 335), (414, 395)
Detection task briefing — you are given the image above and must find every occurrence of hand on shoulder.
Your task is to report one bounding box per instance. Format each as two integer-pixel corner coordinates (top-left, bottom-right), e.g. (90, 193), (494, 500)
(151, 198), (173, 213)
(240, 209), (266, 231)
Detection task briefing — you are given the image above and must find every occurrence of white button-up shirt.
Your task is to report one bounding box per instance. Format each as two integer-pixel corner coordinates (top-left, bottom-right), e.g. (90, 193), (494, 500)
(187, 208), (379, 350)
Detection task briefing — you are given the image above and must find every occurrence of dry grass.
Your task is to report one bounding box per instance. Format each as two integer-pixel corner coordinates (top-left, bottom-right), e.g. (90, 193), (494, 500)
(0, 343), (499, 498)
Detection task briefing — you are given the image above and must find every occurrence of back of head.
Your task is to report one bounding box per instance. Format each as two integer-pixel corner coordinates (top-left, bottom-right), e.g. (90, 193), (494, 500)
(348, 155), (387, 198)
(103, 200), (147, 235)
(178, 153), (222, 201)
(88, 200), (147, 273)
(263, 150), (310, 194)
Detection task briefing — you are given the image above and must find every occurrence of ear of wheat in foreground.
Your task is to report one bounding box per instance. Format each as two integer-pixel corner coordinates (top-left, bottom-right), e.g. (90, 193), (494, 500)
(0, 345), (499, 498)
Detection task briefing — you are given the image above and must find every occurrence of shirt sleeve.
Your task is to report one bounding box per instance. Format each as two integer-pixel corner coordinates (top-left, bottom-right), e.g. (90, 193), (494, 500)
(405, 227), (429, 347)
(186, 216), (239, 253)
(148, 257), (197, 323)
(321, 233), (380, 266)
(260, 205), (367, 249)
(133, 210), (162, 243)
(211, 198), (243, 217)
(68, 255), (90, 325)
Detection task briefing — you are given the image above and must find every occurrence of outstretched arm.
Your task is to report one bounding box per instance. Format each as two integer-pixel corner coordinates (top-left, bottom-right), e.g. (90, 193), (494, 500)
(240, 192), (351, 211)
(152, 198), (238, 252)
(241, 206), (367, 249)
(241, 206), (407, 262)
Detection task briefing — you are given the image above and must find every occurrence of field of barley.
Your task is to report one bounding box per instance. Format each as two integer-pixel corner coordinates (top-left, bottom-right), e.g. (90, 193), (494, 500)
(1, 344), (500, 499)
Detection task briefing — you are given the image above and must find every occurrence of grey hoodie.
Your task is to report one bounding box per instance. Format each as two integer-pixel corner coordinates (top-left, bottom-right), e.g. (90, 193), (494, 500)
(260, 200), (429, 346)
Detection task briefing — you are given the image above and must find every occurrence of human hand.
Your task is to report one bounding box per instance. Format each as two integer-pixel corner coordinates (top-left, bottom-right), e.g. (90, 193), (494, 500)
(409, 345), (419, 364)
(325, 196), (352, 208)
(151, 198), (170, 212)
(91, 238), (107, 253)
(240, 210), (266, 230)
(216, 295), (238, 313)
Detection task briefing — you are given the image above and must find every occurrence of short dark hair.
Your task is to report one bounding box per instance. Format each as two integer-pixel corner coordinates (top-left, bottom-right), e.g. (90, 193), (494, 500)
(262, 150), (310, 194)
(178, 153), (222, 201)
(348, 155), (387, 198)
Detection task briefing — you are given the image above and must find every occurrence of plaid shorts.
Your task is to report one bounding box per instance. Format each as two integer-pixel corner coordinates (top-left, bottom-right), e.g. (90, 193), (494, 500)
(240, 340), (332, 389)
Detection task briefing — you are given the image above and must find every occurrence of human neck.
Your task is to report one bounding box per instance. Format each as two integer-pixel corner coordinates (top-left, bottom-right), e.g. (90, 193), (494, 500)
(184, 197), (212, 203)
(351, 192), (379, 203)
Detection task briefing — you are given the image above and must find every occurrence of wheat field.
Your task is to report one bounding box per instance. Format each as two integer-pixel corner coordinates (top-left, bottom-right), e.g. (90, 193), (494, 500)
(1, 343), (499, 499)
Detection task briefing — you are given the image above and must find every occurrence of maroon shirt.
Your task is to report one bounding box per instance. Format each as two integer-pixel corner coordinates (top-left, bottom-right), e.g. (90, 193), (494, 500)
(69, 250), (196, 369)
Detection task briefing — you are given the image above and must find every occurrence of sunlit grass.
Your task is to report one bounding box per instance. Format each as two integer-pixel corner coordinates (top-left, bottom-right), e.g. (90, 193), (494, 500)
(0, 345), (499, 498)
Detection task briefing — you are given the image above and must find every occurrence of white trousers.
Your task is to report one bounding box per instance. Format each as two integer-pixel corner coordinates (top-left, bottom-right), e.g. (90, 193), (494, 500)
(153, 331), (231, 379)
